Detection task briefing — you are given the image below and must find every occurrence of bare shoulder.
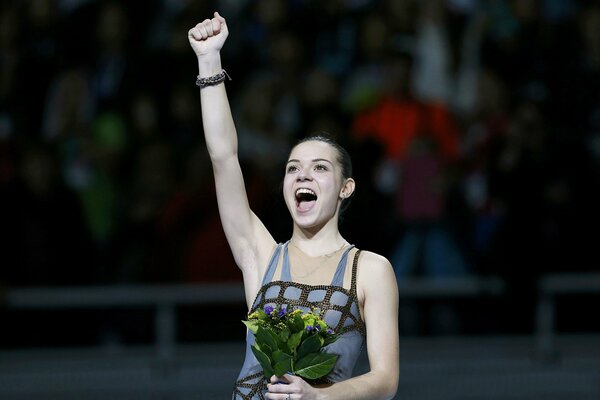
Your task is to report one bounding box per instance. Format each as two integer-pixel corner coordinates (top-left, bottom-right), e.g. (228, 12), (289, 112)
(354, 250), (398, 313)
(356, 250), (393, 274)
(355, 250), (395, 289)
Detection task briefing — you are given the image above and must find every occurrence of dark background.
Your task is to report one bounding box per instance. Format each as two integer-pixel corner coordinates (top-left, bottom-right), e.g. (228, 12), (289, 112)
(1, 0), (599, 347)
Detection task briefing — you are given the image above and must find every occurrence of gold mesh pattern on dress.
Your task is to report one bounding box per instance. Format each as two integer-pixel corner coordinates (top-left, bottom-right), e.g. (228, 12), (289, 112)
(232, 250), (365, 400)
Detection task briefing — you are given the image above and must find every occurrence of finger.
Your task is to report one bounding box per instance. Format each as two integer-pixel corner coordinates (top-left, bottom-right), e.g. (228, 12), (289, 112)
(282, 373), (297, 382)
(188, 27), (202, 41)
(198, 22), (208, 39)
(278, 373), (299, 384)
(274, 374), (292, 384)
(265, 394), (294, 399)
(205, 19), (214, 36)
(211, 17), (221, 34)
(214, 11), (227, 29)
(267, 382), (287, 393)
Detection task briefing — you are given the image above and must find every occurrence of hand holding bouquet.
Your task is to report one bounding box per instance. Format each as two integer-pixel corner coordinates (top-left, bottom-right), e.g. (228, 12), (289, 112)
(242, 305), (338, 380)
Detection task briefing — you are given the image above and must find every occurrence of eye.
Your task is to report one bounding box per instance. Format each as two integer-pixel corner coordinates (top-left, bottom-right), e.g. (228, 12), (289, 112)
(314, 164), (329, 172)
(286, 165), (298, 173)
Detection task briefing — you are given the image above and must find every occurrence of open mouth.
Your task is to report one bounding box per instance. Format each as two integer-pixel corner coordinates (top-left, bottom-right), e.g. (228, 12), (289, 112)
(295, 188), (317, 212)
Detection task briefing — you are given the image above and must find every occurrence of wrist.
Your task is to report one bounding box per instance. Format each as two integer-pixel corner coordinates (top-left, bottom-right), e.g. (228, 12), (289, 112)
(316, 392), (329, 400)
(197, 52), (222, 77)
(195, 70), (230, 88)
(311, 387), (328, 400)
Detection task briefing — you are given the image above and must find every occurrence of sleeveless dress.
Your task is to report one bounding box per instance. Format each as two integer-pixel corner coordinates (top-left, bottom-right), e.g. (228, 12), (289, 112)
(232, 242), (366, 399)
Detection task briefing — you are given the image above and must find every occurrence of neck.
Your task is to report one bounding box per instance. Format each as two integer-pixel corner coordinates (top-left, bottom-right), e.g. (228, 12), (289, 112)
(291, 218), (347, 258)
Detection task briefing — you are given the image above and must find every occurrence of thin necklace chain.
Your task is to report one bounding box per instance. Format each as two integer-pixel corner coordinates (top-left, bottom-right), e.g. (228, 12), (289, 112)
(289, 241), (347, 258)
(288, 242), (348, 279)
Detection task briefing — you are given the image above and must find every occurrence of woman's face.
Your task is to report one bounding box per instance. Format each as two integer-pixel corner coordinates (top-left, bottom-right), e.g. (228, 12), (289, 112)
(283, 140), (345, 229)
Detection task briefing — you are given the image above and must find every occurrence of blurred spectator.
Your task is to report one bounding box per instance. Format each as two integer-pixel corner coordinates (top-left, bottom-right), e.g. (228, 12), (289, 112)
(352, 52), (460, 162)
(90, 1), (131, 111)
(485, 99), (557, 330)
(352, 46), (468, 334)
(459, 68), (511, 274)
(340, 11), (390, 113)
(127, 91), (163, 146)
(310, 1), (361, 76)
(410, 0), (487, 117)
(0, 4), (25, 138)
(158, 143), (241, 283)
(0, 142), (92, 286)
(0, 0), (598, 339)
(18, 0), (62, 135)
(343, 137), (395, 256)
(301, 67), (346, 140)
(41, 67), (94, 142)
(235, 78), (291, 174)
(110, 140), (176, 282)
(168, 82), (204, 148)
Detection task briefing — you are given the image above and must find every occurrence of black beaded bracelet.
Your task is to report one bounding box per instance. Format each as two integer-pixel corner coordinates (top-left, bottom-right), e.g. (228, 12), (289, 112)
(195, 70), (231, 88)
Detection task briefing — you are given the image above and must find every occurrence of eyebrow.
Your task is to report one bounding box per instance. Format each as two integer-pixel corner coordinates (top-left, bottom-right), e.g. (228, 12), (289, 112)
(286, 158), (334, 166)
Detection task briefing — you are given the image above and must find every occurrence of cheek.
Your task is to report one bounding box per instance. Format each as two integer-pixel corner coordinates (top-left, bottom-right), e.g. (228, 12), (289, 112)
(282, 176), (294, 199)
(317, 176), (341, 200)
(282, 175), (292, 190)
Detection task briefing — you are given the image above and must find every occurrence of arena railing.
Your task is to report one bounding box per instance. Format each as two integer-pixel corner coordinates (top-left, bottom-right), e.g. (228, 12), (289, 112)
(4, 277), (504, 361)
(535, 272), (600, 362)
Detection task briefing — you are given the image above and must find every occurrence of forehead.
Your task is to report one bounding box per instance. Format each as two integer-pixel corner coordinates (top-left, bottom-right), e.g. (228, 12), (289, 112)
(288, 140), (337, 162)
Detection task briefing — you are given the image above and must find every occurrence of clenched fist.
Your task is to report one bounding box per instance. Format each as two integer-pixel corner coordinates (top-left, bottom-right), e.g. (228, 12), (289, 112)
(188, 12), (228, 57)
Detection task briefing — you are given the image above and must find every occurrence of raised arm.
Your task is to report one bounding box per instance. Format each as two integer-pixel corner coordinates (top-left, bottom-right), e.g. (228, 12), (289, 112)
(188, 13), (276, 304)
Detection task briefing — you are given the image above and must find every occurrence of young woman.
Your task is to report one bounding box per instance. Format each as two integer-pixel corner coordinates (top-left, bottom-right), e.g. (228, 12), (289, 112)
(188, 12), (399, 400)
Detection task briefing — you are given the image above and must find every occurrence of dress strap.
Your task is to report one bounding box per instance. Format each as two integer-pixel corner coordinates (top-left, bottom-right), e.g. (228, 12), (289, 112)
(350, 249), (362, 292)
(260, 243), (284, 286)
(330, 245), (356, 287)
(280, 241), (292, 282)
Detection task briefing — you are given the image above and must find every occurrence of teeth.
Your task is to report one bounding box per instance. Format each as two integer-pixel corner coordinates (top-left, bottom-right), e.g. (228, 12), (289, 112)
(295, 188), (316, 197)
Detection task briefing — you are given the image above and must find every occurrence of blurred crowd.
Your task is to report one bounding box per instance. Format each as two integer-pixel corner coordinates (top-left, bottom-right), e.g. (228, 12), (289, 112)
(1, 0), (600, 334)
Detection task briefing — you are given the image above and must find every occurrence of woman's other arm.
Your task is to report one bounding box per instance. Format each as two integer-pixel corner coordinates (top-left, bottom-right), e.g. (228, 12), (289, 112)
(188, 13), (276, 304)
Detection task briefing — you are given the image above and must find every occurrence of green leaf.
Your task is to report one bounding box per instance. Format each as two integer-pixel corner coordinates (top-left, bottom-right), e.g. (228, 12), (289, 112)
(278, 326), (290, 343)
(289, 315), (303, 332)
(322, 334), (338, 347)
(272, 350), (291, 363)
(272, 350), (293, 377)
(294, 353), (338, 380)
(255, 342), (272, 358)
(296, 334), (323, 360)
(255, 309), (267, 320)
(255, 326), (278, 352)
(295, 352), (334, 370)
(270, 328), (286, 349)
(286, 330), (304, 354)
(251, 344), (274, 378)
(242, 320), (259, 334)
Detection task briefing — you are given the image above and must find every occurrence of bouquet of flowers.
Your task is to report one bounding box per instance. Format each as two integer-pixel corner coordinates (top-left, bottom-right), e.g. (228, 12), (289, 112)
(242, 305), (339, 380)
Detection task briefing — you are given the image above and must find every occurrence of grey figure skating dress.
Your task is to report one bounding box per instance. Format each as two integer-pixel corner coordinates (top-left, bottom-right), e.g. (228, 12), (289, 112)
(232, 242), (366, 399)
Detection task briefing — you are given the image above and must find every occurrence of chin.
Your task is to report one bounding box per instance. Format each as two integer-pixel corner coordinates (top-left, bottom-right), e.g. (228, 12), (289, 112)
(292, 213), (318, 228)
(293, 211), (339, 231)
(288, 209), (318, 228)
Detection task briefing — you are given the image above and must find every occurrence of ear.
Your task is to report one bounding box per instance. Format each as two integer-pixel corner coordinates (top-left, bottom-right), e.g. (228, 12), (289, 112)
(339, 178), (356, 199)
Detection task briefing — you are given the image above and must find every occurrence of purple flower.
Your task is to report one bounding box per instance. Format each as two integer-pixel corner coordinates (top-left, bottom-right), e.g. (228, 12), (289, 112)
(306, 325), (314, 333)
(278, 306), (287, 317)
(264, 305), (274, 315)
(326, 328), (334, 335)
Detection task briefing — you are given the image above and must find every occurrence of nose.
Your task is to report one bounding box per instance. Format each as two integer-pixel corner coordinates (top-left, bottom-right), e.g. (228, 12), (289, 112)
(297, 166), (312, 181)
